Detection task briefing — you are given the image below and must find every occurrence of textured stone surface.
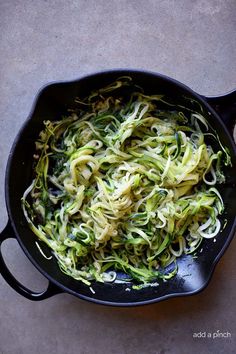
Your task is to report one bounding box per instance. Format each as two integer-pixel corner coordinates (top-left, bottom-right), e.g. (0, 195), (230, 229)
(0, 1), (235, 353)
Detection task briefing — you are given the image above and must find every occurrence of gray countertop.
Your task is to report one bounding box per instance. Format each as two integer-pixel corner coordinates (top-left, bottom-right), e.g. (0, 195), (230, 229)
(0, 1), (235, 353)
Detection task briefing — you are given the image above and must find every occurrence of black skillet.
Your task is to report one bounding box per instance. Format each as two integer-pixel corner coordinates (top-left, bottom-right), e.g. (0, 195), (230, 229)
(0, 70), (235, 306)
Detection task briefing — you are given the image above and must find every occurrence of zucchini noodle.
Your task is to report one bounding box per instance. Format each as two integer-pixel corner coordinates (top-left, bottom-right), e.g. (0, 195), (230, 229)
(22, 77), (231, 286)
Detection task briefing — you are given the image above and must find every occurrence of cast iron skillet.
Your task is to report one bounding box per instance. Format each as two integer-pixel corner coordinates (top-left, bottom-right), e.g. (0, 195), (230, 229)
(0, 70), (235, 306)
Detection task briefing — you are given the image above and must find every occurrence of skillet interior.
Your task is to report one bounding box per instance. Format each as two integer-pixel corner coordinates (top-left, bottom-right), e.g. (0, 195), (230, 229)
(6, 70), (236, 305)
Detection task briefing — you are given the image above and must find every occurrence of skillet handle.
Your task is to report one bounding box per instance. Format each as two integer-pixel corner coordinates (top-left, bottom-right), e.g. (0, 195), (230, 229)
(0, 220), (62, 301)
(203, 90), (236, 142)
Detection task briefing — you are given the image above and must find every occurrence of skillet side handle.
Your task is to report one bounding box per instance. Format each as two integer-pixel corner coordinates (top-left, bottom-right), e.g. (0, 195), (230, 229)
(203, 90), (236, 142)
(0, 220), (62, 301)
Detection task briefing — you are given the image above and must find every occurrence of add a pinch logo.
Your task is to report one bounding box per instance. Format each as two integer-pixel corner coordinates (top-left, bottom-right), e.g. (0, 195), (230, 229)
(193, 330), (232, 339)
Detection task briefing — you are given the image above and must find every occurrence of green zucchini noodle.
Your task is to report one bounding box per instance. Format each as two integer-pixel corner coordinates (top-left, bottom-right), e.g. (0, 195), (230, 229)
(22, 77), (231, 287)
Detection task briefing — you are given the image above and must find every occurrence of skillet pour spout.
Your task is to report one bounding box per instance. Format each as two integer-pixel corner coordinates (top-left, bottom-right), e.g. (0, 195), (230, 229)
(0, 70), (235, 305)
